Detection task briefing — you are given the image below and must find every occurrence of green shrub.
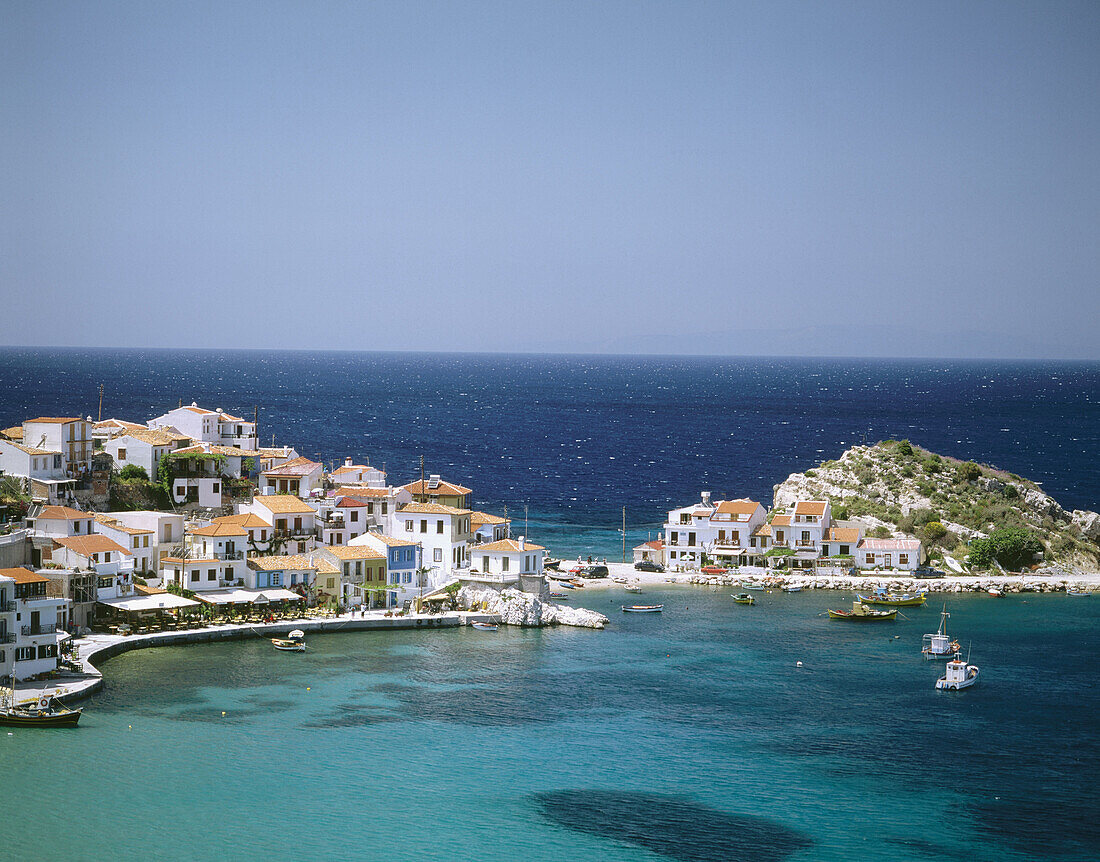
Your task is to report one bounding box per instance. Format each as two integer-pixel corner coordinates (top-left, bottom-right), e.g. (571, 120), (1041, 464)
(869, 525), (892, 539)
(1003, 484), (1019, 499)
(894, 440), (914, 456)
(921, 521), (948, 542)
(957, 461), (981, 482)
(119, 464), (149, 481)
(897, 515), (915, 534)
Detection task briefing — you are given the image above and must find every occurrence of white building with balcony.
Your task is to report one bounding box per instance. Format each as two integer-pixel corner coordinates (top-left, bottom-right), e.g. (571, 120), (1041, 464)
(259, 457), (323, 497)
(102, 427), (192, 478)
(329, 459), (386, 488)
(22, 417), (92, 478)
(159, 523), (249, 592)
(104, 510), (185, 570)
(707, 499), (767, 565)
(149, 404), (257, 451)
(394, 502), (472, 588)
(48, 536), (136, 602)
(470, 511), (509, 545)
(238, 496), (321, 555)
(0, 567), (69, 681)
(856, 538), (924, 571)
(0, 439), (70, 503)
(467, 537), (545, 595)
(30, 505), (96, 539)
(663, 493), (718, 569)
(94, 514), (157, 575)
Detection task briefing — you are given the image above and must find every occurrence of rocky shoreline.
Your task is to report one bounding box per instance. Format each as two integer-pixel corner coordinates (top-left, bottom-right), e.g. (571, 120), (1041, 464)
(687, 568), (1097, 594)
(458, 585), (610, 628)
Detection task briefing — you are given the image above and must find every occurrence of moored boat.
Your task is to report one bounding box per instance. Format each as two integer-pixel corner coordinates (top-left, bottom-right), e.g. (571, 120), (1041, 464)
(740, 581), (766, 591)
(272, 629), (306, 651)
(624, 582), (642, 594)
(471, 621), (499, 631)
(621, 605), (663, 613)
(922, 605), (960, 659)
(549, 591), (569, 600)
(1066, 589), (1090, 597)
(857, 590), (927, 607)
(827, 601), (897, 621)
(731, 593), (755, 605)
(936, 649), (979, 690)
(0, 678), (82, 728)
(783, 584), (802, 593)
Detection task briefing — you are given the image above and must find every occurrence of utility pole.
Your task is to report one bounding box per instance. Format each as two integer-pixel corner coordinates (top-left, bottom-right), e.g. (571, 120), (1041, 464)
(524, 503), (528, 537)
(419, 455), (425, 501)
(97, 383), (104, 422)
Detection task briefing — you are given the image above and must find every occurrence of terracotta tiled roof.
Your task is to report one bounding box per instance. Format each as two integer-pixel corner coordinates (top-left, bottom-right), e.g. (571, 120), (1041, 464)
(0, 426), (24, 440)
(771, 515), (792, 527)
(111, 427), (192, 446)
(335, 497), (369, 508)
(25, 417), (82, 424)
(712, 499), (762, 517)
(189, 523), (248, 538)
(5, 440), (61, 456)
(93, 514), (153, 535)
(334, 487), (392, 498)
(172, 444), (251, 457)
(469, 511), (507, 526)
(474, 538), (545, 553)
(252, 496), (316, 515)
(94, 419), (144, 431)
(356, 533), (418, 547)
(403, 479), (472, 497)
(331, 463), (383, 475)
(53, 535), (132, 557)
(324, 546), (386, 561)
(37, 506), (89, 521)
(247, 555), (320, 570)
(399, 502), (470, 516)
(0, 566), (50, 584)
(263, 457), (321, 477)
(826, 527), (861, 542)
(752, 524), (772, 536)
(793, 501), (828, 516)
(214, 513), (271, 528)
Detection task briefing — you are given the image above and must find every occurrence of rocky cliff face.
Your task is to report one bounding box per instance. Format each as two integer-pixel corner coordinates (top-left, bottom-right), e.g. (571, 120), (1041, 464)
(458, 586), (609, 628)
(772, 440), (1099, 574)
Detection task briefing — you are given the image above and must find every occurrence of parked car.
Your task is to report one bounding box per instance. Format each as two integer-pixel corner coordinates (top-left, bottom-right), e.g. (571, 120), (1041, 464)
(634, 559), (664, 573)
(913, 566), (947, 579)
(580, 564), (609, 579)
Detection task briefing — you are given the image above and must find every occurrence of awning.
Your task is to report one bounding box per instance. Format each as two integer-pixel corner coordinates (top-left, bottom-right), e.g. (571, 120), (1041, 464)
(100, 594), (201, 612)
(197, 588), (303, 605)
(712, 548), (746, 557)
(794, 550), (820, 559)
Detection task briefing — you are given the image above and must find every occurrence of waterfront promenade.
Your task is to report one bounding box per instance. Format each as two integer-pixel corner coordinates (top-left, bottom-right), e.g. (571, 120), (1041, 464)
(16, 608), (499, 706)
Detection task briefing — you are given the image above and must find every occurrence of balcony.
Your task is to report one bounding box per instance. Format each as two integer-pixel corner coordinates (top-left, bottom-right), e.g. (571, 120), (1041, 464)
(0, 600), (15, 612)
(794, 540), (817, 548)
(274, 528), (321, 540)
(0, 632), (15, 644)
(22, 623), (57, 636)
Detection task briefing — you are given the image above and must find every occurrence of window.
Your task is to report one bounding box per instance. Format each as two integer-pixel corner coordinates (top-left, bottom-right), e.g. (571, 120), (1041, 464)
(840, 544), (849, 555)
(680, 514), (691, 525)
(482, 555), (489, 570)
(436, 520), (444, 534)
(670, 532), (678, 546)
(405, 520), (414, 532)
(355, 561), (362, 576)
(732, 531), (739, 544)
(866, 553), (876, 565)
(367, 503), (375, 514)
(38, 644), (56, 659)
(212, 483), (220, 494)
(143, 535), (149, 547)
(133, 537), (140, 549)
(272, 573), (281, 585)
(327, 578), (335, 589)
(403, 573), (412, 584)
(899, 554), (909, 565)
(433, 548), (442, 562)
(74, 520), (81, 534)
(208, 569), (217, 581)
(350, 511), (358, 522)
(104, 552), (111, 563)
(118, 448), (126, 461)
(15, 646), (35, 662)
(190, 571), (199, 582)
(502, 556), (509, 572)
(884, 554), (892, 566)
(382, 503), (388, 515)
(420, 520), (427, 533)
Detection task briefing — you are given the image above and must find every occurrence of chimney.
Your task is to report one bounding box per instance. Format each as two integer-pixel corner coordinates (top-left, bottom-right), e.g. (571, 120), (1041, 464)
(345, 457), (353, 467)
(518, 535), (526, 550)
(701, 491), (711, 506)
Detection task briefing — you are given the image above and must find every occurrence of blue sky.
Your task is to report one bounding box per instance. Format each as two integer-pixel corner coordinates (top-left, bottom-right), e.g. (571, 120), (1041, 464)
(3, 1), (1098, 358)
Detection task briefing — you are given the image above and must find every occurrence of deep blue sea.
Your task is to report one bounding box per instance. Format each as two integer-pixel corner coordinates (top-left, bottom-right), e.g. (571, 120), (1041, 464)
(1, 349), (1097, 557)
(2, 350), (1099, 860)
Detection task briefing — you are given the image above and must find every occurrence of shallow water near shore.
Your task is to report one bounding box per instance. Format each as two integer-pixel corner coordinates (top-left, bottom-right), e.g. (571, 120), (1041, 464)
(4, 589), (1098, 861)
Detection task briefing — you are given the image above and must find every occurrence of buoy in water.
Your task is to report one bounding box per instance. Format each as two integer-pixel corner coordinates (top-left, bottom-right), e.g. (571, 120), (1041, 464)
(221, 711), (226, 716)
(796, 661), (803, 668)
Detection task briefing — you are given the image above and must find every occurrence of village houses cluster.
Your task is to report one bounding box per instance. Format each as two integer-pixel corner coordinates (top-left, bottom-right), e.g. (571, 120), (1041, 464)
(0, 404), (543, 683)
(634, 491), (925, 575)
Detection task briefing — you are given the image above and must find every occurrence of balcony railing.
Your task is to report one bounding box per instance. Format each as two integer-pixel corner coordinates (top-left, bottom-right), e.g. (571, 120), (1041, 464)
(22, 623), (57, 636)
(0, 632), (15, 643)
(0, 600), (15, 612)
(794, 540), (817, 548)
(274, 528), (321, 539)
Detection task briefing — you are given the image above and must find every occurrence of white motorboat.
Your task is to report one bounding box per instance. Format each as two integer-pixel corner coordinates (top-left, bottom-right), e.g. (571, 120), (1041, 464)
(783, 584), (802, 593)
(624, 582), (642, 594)
(922, 605), (961, 660)
(936, 649), (979, 690)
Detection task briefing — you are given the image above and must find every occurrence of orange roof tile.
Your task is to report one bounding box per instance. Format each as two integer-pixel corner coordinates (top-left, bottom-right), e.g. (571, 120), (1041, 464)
(25, 417), (82, 424)
(190, 523), (249, 538)
(403, 478), (472, 496)
(0, 566), (50, 584)
(713, 499), (762, 516)
(474, 539), (545, 553)
(793, 501), (828, 516)
(54, 535), (132, 557)
(253, 496), (316, 515)
(37, 506), (90, 521)
(324, 546), (386, 561)
(399, 502), (470, 516)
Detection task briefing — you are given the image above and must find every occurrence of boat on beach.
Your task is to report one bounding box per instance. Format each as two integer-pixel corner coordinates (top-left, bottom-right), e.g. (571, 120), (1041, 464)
(551, 580), (576, 590)
(827, 601), (897, 621)
(857, 590), (926, 607)
(621, 605), (663, 613)
(936, 649), (979, 690)
(731, 593), (755, 605)
(922, 605), (960, 659)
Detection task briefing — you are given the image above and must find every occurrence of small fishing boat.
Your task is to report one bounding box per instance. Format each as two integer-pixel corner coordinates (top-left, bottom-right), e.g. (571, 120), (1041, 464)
(1066, 589), (1090, 597)
(624, 583), (642, 594)
(740, 581), (766, 591)
(922, 605), (960, 660)
(701, 565), (728, 575)
(471, 621), (499, 631)
(549, 591), (569, 600)
(551, 580), (576, 590)
(0, 688), (82, 728)
(272, 629), (306, 651)
(858, 590), (927, 607)
(936, 649), (979, 690)
(612, 576), (628, 584)
(783, 584), (802, 593)
(569, 579), (586, 589)
(544, 559), (561, 571)
(621, 605), (663, 613)
(827, 601), (898, 621)
(731, 593), (755, 605)
(987, 587), (1003, 597)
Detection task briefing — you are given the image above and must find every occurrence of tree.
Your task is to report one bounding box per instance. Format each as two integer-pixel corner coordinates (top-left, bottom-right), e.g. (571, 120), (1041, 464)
(920, 521), (947, 543)
(988, 527), (1043, 570)
(957, 461), (981, 482)
(119, 464), (149, 481)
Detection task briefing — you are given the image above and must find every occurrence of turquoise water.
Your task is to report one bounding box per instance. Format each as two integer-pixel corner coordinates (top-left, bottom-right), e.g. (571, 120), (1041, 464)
(4, 589), (1098, 861)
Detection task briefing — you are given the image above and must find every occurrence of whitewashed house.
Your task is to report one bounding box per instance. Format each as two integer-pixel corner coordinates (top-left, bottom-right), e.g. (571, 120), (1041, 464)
(632, 539), (666, 566)
(103, 427), (192, 478)
(103, 510), (185, 571)
(91, 418), (145, 448)
(470, 511), (509, 545)
(94, 514), (157, 575)
(48, 535), (135, 602)
(468, 537), (545, 595)
(663, 493), (718, 569)
(0, 567), (69, 681)
(260, 457), (323, 496)
(856, 538), (924, 571)
(329, 459), (386, 488)
(237, 496), (321, 555)
(331, 486), (413, 535)
(394, 502), (472, 588)
(159, 522), (249, 592)
(707, 499), (767, 565)
(29, 505), (96, 539)
(0, 439), (70, 502)
(22, 417), (92, 478)
(149, 404), (257, 451)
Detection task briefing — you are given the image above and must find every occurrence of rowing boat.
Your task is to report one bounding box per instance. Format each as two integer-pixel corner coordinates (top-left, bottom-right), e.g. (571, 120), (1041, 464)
(621, 605), (663, 613)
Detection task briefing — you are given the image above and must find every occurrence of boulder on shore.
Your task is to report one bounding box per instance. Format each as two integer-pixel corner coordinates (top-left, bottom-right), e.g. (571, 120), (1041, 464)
(458, 586), (608, 629)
